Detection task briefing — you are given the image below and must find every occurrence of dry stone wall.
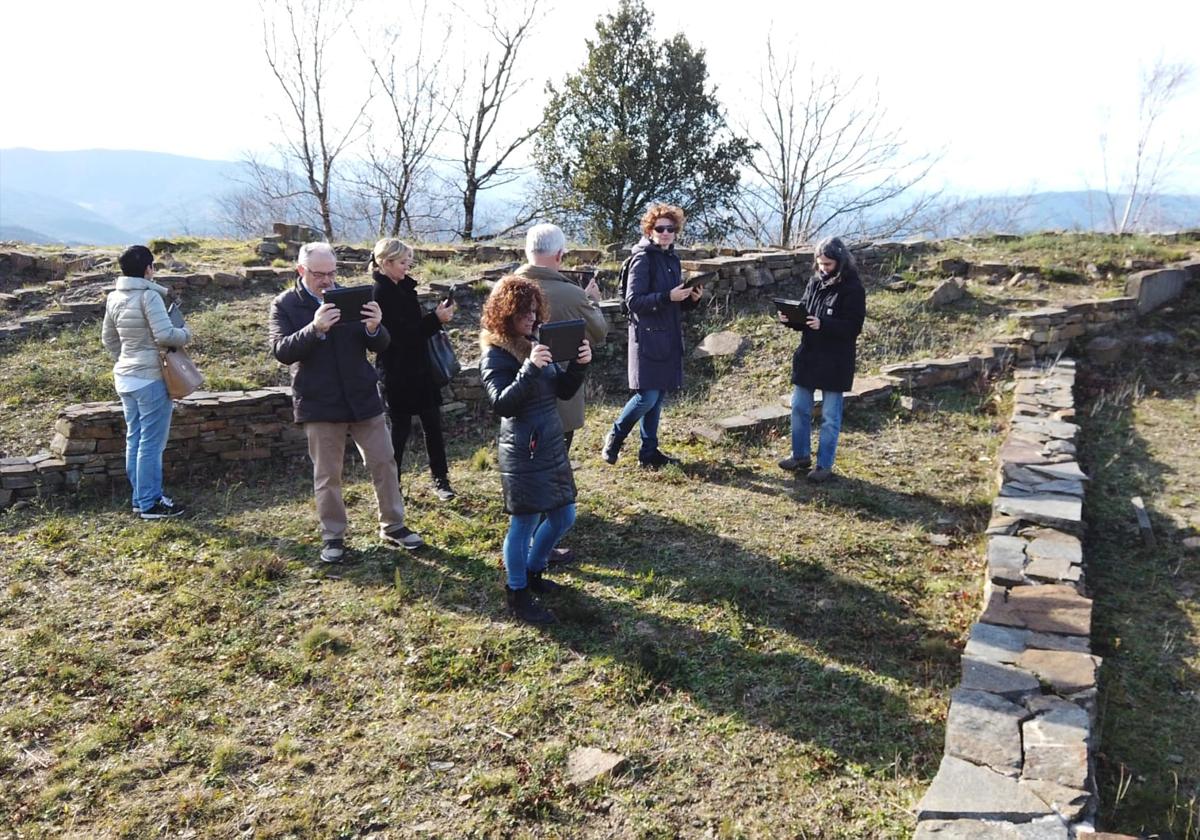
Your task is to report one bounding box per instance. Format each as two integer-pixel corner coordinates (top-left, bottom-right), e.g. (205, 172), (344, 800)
(914, 359), (1103, 838)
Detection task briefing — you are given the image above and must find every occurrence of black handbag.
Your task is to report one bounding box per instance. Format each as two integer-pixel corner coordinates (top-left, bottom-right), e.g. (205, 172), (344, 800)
(427, 327), (461, 387)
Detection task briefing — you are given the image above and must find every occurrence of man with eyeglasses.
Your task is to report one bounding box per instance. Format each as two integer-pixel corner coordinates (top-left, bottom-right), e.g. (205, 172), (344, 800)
(269, 241), (424, 563)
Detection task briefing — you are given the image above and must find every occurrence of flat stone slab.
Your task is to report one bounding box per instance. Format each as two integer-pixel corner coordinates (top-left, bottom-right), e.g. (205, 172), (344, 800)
(1025, 529), (1082, 566)
(914, 817), (1069, 840)
(1016, 649), (1100, 694)
(1027, 631), (1091, 654)
(1019, 779), (1091, 821)
(961, 657), (1040, 700)
(566, 747), (627, 786)
(981, 585), (1092, 637)
(1023, 461), (1088, 482)
(988, 535), (1028, 585)
(1024, 553), (1081, 583)
(993, 494), (1082, 531)
(945, 688), (1027, 776)
(692, 330), (748, 359)
(1024, 698), (1090, 744)
(916, 755), (1053, 821)
(964, 623), (1029, 664)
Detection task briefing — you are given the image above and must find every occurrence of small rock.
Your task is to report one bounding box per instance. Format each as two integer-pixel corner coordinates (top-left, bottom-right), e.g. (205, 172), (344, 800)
(928, 533), (952, 546)
(692, 331), (748, 359)
(1182, 537), (1200, 551)
(900, 395), (935, 412)
(1085, 336), (1124, 366)
(928, 278), (966, 307)
(1138, 330), (1176, 347)
(567, 747), (627, 786)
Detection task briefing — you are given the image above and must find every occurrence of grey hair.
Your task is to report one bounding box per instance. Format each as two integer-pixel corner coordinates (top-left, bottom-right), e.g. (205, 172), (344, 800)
(298, 241), (336, 266)
(524, 223), (566, 263)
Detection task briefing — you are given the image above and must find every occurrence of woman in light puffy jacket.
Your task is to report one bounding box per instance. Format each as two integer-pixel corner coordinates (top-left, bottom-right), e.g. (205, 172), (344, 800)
(479, 276), (591, 625)
(101, 245), (191, 519)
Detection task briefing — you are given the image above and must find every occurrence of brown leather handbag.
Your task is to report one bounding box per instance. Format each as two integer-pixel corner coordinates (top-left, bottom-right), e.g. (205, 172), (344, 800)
(160, 347), (204, 399)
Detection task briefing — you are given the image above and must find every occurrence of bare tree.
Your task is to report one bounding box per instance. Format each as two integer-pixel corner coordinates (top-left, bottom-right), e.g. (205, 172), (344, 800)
(451, 0), (545, 241)
(260, 0), (371, 240)
(736, 40), (937, 247)
(356, 3), (458, 237)
(1100, 57), (1194, 234)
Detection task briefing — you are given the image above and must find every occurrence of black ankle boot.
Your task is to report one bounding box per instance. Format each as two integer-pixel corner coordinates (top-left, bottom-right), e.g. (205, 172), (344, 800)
(601, 430), (625, 464)
(505, 585), (557, 624)
(528, 570), (566, 595)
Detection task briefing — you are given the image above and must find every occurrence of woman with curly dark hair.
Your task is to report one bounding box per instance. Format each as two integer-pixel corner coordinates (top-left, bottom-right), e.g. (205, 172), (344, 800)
(479, 275), (592, 624)
(601, 202), (702, 468)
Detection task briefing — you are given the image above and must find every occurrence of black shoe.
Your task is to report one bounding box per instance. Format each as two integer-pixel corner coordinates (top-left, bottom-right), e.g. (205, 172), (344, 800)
(140, 496), (185, 519)
(638, 449), (679, 470)
(320, 538), (353, 564)
(505, 586), (557, 624)
(432, 476), (456, 502)
(546, 546), (578, 569)
(601, 431), (624, 464)
(380, 525), (424, 550)
(528, 570), (567, 595)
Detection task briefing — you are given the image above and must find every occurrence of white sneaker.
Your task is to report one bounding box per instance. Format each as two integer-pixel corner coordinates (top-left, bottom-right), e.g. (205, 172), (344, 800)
(380, 526), (424, 550)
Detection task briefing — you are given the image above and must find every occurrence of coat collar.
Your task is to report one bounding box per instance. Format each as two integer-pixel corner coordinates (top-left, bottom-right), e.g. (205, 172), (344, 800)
(480, 327), (532, 361)
(514, 264), (570, 285)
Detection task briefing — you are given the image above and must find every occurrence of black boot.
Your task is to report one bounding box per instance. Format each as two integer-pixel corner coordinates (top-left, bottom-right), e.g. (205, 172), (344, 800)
(601, 430), (625, 464)
(528, 570), (567, 595)
(505, 585), (557, 624)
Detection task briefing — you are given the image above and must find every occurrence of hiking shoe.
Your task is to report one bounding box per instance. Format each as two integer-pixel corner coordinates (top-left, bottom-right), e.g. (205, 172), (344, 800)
(528, 570), (567, 595)
(432, 476), (456, 502)
(546, 546), (578, 569)
(807, 466), (834, 483)
(381, 525), (424, 550)
(140, 496), (185, 519)
(320, 538), (350, 564)
(638, 449), (679, 470)
(505, 585), (557, 624)
(600, 431), (624, 464)
(778, 456), (812, 472)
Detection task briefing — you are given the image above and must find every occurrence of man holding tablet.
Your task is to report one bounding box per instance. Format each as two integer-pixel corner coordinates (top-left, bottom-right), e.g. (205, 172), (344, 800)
(269, 242), (423, 563)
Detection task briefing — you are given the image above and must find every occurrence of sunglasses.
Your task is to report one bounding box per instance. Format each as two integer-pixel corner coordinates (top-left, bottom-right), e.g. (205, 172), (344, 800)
(653, 225), (677, 234)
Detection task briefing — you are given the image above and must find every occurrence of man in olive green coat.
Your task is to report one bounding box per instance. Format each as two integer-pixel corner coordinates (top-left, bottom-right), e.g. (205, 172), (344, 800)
(515, 223), (608, 452)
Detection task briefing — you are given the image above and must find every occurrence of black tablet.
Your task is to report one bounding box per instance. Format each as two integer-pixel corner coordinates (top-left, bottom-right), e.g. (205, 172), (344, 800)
(537, 318), (586, 364)
(773, 298), (808, 324)
(324, 285), (374, 323)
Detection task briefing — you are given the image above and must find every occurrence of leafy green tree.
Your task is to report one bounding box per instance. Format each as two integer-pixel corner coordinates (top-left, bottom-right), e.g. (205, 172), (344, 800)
(535, 0), (751, 244)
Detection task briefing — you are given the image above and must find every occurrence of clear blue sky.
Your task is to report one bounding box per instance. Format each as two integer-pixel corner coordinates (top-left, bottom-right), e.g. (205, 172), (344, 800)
(3, 0), (1197, 195)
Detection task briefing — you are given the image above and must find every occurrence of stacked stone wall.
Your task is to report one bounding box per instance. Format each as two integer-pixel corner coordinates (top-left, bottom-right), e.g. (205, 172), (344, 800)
(915, 359), (1103, 838)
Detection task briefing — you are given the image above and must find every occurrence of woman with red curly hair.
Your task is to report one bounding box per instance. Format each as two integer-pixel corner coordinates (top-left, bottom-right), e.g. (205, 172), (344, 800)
(601, 203), (703, 468)
(479, 275), (592, 624)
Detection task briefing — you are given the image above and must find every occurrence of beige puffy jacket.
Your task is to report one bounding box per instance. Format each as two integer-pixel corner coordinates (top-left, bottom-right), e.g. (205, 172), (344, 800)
(101, 277), (191, 381)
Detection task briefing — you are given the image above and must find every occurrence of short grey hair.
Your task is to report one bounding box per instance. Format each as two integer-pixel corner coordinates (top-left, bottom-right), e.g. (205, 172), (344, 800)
(525, 223), (565, 263)
(298, 241), (336, 266)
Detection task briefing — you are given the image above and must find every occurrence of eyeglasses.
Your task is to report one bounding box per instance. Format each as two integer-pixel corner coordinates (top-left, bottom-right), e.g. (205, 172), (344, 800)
(653, 225), (677, 234)
(306, 269), (337, 280)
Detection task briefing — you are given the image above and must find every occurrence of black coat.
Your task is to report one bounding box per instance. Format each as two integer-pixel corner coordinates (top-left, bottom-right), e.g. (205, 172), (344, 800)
(479, 331), (586, 515)
(788, 271), (866, 393)
(373, 271), (443, 414)
(625, 236), (697, 390)
(269, 280), (390, 423)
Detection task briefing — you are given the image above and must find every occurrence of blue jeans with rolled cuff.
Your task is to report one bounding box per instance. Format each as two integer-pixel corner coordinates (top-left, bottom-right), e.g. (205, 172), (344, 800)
(119, 379), (174, 511)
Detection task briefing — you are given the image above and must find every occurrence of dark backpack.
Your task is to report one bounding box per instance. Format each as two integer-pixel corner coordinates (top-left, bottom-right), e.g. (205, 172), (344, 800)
(615, 255), (635, 315)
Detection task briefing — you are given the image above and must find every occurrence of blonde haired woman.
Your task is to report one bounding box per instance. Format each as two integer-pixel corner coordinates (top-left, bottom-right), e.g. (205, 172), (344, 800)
(371, 238), (457, 500)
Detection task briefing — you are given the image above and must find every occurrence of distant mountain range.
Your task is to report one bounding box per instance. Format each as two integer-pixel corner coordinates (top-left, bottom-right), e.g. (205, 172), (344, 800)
(0, 148), (243, 245)
(1, 148), (1198, 245)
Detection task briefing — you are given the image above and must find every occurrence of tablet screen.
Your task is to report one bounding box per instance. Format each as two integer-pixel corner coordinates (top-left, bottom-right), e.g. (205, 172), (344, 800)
(324, 286), (374, 323)
(537, 318), (586, 364)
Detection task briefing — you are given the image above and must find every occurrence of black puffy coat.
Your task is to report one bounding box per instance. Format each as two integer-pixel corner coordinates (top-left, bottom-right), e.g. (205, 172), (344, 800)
(788, 270), (866, 393)
(373, 271), (443, 414)
(479, 330), (586, 515)
(625, 236), (697, 391)
(269, 279), (390, 423)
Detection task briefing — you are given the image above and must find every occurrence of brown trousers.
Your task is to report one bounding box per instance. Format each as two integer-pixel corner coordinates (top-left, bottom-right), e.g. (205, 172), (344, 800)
(304, 414), (405, 540)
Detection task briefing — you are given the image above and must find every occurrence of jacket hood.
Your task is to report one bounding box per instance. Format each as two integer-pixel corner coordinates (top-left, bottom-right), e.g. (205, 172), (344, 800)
(631, 236), (673, 256)
(114, 276), (169, 294)
(480, 327), (532, 361)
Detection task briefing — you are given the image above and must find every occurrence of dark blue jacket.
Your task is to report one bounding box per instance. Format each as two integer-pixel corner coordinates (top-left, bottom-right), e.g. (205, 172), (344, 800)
(269, 279), (390, 423)
(625, 236), (697, 390)
(788, 271), (866, 393)
(479, 331), (586, 515)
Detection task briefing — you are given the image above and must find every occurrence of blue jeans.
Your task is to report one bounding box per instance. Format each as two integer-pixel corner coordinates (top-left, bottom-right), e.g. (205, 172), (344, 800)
(612, 389), (666, 458)
(119, 379), (174, 511)
(504, 503), (576, 589)
(791, 386), (844, 470)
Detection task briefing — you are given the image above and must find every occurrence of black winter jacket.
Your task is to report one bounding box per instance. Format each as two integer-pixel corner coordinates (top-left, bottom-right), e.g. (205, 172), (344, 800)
(788, 270), (866, 393)
(269, 279), (390, 423)
(479, 330), (587, 515)
(625, 236), (698, 391)
(373, 271), (443, 414)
